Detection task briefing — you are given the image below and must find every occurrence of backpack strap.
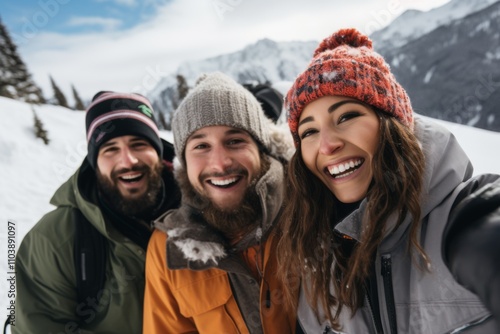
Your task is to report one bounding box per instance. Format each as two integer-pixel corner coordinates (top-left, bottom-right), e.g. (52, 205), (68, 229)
(73, 209), (108, 319)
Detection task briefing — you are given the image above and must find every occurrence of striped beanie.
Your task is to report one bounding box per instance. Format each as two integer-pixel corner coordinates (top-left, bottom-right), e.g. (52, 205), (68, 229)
(172, 72), (270, 166)
(85, 91), (162, 169)
(286, 28), (414, 146)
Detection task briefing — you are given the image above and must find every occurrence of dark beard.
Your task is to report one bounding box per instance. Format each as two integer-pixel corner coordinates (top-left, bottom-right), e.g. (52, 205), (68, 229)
(96, 161), (163, 217)
(201, 184), (262, 240)
(177, 154), (271, 240)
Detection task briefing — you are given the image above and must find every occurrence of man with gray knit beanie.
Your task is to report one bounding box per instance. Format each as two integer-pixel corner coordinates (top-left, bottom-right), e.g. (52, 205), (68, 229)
(143, 72), (296, 333)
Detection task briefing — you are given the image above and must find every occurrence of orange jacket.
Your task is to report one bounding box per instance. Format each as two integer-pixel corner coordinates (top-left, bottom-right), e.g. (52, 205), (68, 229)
(143, 229), (295, 333)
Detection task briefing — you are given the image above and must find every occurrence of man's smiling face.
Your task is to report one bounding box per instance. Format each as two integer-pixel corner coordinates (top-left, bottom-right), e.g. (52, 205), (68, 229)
(96, 135), (162, 209)
(184, 125), (262, 211)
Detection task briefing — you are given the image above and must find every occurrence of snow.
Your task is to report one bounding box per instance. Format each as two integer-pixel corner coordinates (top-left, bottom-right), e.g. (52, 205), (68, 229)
(1, 95), (500, 326)
(485, 48), (500, 61)
(370, 0), (498, 51)
(473, 20), (491, 35)
(467, 113), (482, 127)
(423, 66), (435, 84)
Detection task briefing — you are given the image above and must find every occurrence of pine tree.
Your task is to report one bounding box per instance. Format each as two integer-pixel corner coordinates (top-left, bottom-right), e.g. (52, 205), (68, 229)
(72, 84), (85, 110)
(177, 74), (189, 102)
(0, 18), (45, 103)
(32, 106), (49, 145)
(49, 75), (69, 108)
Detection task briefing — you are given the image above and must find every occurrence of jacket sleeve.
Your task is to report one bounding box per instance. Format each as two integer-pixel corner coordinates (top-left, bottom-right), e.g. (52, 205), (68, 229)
(143, 229), (197, 334)
(444, 177), (500, 324)
(13, 217), (82, 334)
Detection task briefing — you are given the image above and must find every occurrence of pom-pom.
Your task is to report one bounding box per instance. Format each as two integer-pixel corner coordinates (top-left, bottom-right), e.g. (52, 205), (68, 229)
(313, 28), (373, 57)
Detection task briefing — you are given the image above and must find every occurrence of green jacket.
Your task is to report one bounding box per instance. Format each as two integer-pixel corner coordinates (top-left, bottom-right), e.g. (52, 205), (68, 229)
(14, 145), (180, 334)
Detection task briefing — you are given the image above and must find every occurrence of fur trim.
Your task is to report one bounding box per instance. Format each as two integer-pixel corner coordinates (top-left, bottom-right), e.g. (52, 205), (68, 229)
(173, 238), (226, 264)
(265, 118), (295, 162)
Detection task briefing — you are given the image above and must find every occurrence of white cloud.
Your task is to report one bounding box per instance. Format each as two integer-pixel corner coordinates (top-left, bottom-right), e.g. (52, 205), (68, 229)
(17, 0), (452, 102)
(94, 0), (137, 7)
(67, 16), (122, 30)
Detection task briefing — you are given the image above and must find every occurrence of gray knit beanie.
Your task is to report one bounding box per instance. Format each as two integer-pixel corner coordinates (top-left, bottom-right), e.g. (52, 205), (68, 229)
(172, 72), (271, 165)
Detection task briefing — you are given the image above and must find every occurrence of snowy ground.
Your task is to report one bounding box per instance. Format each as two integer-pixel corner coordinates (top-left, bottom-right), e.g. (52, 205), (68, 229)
(0, 96), (499, 330)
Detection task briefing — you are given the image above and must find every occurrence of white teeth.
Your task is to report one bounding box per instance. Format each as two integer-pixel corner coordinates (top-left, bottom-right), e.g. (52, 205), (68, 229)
(328, 159), (362, 176)
(335, 170), (355, 179)
(211, 177), (238, 186)
(121, 173), (141, 180)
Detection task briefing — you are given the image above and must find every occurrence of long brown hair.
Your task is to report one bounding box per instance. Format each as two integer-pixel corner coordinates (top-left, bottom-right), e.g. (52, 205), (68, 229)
(276, 112), (426, 330)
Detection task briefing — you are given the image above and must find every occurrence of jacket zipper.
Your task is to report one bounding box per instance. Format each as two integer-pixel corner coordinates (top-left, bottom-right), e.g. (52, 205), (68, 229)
(365, 292), (383, 334)
(381, 254), (398, 334)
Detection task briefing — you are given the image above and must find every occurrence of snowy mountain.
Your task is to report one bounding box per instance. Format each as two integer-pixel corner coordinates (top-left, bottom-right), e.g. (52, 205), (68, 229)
(370, 0), (499, 53)
(147, 0), (500, 133)
(381, 0), (500, 132)
(148, 39), (317, 128)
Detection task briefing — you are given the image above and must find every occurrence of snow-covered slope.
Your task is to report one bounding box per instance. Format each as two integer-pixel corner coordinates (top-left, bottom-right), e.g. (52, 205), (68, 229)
(1, 95), (499, 321)
(370, 0), (499, 52)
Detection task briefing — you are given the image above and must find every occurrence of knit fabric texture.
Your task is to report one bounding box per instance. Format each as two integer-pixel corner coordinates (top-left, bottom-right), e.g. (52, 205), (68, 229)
(172, 72), (271, 165)
(85, 91), (162, 169)
(285, 28), (414, 146)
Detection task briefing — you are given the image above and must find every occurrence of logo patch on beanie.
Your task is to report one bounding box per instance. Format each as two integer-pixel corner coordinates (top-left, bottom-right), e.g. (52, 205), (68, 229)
(138, 104), (153, 117)
(95, 131), (106, 144)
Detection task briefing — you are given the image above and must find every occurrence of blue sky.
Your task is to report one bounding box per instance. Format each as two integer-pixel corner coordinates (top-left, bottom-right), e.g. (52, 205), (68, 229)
(3, 0), (168, 40)
(2, 0), (452, 101)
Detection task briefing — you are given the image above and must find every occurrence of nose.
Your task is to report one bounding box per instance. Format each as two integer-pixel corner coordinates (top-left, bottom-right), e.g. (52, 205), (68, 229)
(119, 147), (139, 168)
(319, 130), (343, 156)
(208, 145), (232, 172)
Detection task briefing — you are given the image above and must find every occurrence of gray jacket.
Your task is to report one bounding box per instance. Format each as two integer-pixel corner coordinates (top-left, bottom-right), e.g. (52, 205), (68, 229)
(298, 116), (500, 334)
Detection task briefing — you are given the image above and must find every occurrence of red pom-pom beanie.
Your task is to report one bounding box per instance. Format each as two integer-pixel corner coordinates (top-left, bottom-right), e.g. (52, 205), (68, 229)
(285, 28), (414, 146)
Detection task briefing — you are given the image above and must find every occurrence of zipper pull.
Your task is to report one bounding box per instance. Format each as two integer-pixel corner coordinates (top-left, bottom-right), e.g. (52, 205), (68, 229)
(381, 254), (391, 276)
(265, 288), (271, 308)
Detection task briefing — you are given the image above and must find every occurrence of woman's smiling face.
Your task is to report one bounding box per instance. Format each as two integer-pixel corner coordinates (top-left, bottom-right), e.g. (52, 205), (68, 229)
(298, 96), (381, 203)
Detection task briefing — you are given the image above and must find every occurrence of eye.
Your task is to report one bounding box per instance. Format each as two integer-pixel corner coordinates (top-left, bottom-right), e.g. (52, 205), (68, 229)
(193, 143), (207, 150)
(299, 128), (317, 140)
(101, 146), (118, 154)
(337, 111), (361, 124)
(131, 141), (148, 149)
(227, 138), (245, 146)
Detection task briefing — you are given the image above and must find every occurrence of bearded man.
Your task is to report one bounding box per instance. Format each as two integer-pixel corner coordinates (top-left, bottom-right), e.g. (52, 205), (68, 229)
(14, 92), (180, 333)
(143, 72), (296, 333)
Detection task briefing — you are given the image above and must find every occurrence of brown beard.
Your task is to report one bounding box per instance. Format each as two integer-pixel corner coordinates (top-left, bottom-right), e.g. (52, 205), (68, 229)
(178, 154), (271, 240)
(96, 161), (164, 217)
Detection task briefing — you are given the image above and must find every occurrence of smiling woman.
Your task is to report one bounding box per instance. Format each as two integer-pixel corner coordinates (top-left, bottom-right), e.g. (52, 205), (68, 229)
(298, 97), (380, 203)
(276, 28), (500, 334)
